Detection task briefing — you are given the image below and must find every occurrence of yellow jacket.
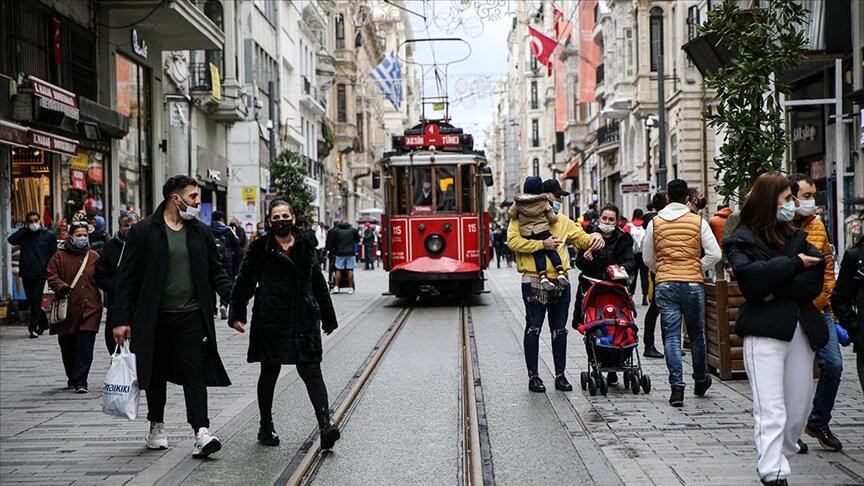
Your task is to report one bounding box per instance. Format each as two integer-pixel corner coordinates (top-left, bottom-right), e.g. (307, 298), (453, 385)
(800, 215), (835, 311)
(507, 213), (592, 277)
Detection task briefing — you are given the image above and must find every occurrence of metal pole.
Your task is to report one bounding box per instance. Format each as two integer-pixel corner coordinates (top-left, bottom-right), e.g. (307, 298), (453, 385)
(656, 12), (667, 189)
(835, 58), (846, 256)
(269, 80), (277, 165)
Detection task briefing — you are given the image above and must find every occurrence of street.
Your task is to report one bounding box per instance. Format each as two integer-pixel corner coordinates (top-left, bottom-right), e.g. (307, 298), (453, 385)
(1, 267), (862, 485)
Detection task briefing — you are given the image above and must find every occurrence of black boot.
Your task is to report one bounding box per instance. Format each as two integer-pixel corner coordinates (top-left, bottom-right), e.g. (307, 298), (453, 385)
(528, 376), (546, 393)
(316, 407), (341, 450)
(643, 345), (663, 358)
(257, 420), (280, 446)
(554, 375), (572, 391)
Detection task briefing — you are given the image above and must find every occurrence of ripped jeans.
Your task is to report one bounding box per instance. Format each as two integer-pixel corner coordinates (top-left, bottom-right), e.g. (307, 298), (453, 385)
(522, 283), (571, 377)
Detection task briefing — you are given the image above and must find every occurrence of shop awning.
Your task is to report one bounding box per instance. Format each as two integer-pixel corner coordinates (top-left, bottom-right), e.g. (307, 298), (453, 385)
(0, 119), (29, 147)
(561, 158), (580, 179)
(79, 97), (129, 139)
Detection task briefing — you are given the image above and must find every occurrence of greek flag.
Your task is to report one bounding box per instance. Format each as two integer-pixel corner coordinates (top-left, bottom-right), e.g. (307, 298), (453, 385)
(369, 51), (402, 110)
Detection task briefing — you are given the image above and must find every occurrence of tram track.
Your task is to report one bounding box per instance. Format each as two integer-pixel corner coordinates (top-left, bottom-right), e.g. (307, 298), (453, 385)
(275, 300), (493, 486)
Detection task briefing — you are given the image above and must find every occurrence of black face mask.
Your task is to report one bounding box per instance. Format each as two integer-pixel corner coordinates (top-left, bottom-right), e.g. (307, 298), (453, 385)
(271, 219), (295, 237)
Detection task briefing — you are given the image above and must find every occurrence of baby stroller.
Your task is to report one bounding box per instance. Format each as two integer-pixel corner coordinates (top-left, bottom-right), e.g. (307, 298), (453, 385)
(577, 266), (651, 396)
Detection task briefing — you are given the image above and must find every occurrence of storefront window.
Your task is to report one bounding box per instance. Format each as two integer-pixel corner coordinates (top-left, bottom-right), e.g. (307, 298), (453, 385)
(60, 149), (105, 225)
(10, 147), (52, 226)
(116, 54), (152, 215)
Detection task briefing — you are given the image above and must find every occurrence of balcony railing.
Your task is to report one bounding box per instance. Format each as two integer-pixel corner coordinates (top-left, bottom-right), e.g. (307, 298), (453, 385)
(596, 121), (620, 146)
(189, 62), (212, 92)
(304, 155), (323, 180)
(596, 63), (605, 85)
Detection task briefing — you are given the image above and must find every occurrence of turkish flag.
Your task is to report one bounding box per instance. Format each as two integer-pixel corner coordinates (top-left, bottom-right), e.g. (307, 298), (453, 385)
(528, 26), (557, 70)
(53, 20), (62, 65)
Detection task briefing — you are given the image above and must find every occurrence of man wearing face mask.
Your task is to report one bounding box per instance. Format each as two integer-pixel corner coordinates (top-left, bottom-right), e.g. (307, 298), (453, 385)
(8, 211), (57, 338)
(94, 210), (139, 353)
(788, 174), (843, 453)
(112, 175), (234, 458)
(415, 181), (433, 206)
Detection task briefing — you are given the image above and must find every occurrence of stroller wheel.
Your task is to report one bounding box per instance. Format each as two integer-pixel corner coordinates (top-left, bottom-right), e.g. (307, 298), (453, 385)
(587, 376), (597, 396)
(623, 372), (631, 388)
(598, 375), (608, 396)
(630, 374), (640, 394)
(580, 372), (588, 391)
(641, 375), (651, 394)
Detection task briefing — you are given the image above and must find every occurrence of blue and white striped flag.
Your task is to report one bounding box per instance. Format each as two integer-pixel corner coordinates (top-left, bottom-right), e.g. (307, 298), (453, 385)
(369, 51), (402, 110)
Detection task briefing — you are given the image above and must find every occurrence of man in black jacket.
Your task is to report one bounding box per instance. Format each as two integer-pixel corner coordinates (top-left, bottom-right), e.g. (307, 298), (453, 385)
(112, 175), (233, 459)
(8, 212), (57, 338)
(326, 221), (360, 294)
(94, 210), (139, 353)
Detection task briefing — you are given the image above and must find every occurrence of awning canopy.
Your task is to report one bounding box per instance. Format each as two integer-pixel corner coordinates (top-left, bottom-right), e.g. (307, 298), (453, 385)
(561, 159), (580, 179)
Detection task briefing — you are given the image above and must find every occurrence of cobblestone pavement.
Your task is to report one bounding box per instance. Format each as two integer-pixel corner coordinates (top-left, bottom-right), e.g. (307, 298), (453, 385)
(0, 266), (862, 485)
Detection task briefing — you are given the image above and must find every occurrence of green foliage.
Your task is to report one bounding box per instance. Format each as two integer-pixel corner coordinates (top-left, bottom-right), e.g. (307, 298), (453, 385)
(319, 122), (334, 159)
(487, 198), (501, 223)
(699, 0), (808, 201)
(269, 150), (314, 223)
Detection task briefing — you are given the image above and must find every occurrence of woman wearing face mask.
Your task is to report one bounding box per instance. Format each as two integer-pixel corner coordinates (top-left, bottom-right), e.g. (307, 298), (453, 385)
(45, 220), (103, 393)
(572, 204), (636, 384)
(724, 173), (826, 486)
(229, 200), (340, 449)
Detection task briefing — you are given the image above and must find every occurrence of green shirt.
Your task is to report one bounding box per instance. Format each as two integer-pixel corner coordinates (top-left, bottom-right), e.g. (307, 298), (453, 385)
(160, 225), (201, 312)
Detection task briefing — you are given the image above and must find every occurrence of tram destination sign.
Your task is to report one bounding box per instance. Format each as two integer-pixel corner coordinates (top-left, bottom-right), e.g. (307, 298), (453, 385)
(403, 123), (461, 148)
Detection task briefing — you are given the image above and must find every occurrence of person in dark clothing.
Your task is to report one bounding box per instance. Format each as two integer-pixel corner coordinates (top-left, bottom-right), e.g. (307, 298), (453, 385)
(112, 175), (233, 459)
(87, 215), (108, 252)
(326, 221), (360, 293)
(724, 173), (825, 486)
(640, 193), (666, 358)
(831, 230), (864, 394)
(210, 210), (241, 319)
(8, 211), (57, 338)
(229, 200), (340, 449)
(583, 202), (599, 226)
(362, 222), (375, 270)
(94, 210), (139, 354)
(229, 217), (248, 250)
(491, 223), (505, 268)
(627, 208), (649, 304)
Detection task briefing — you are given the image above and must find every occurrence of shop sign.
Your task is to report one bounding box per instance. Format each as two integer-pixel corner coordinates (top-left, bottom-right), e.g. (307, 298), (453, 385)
(29, 129), (78, 156)
(28, 76), (79, 120)
(0, 119), (29, 147)
(196, 145), (228, 188)
(131, 29), (148, 59)
(242, 186), (257, 203)
(789, 108), (823, 159)
(621, 182), (651, 194)
(70, 169), (86, 191)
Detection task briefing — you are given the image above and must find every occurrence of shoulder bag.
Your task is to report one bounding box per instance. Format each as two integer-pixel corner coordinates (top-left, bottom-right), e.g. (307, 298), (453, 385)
(46, 251), (90, 326)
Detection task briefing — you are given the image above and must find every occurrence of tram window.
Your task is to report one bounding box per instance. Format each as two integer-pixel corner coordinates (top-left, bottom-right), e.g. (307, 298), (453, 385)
(461, 164), (475, 212)
(436, 166), (457, 212)
(412, 167), (434, 213)
(393, 167), (410, 214)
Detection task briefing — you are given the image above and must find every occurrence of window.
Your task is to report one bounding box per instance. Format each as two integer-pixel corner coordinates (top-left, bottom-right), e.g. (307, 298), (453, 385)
(649, 7), (663, 72)
(412, 166), (433, 211)
(356, 111), (364, 148)
(436, 166), (456, 212)
(115, 54), (153, 216)
(531, 119), (539, 147)
(532, 158), (540, 176)
(624, 28), (633, 77)
(335, 14), (345, 49)
(337, 84), (347, 122)
(687, 6), (700, 41)
(530, 80), (538, 109)
(531, 53), (538, 72)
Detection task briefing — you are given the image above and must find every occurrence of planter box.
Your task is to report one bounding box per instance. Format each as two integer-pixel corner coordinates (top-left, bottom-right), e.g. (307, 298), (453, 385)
(705, 279), (746, 380)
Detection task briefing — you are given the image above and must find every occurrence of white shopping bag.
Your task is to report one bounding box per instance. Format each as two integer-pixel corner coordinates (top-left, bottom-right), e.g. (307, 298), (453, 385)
(102, 342), (140, 420)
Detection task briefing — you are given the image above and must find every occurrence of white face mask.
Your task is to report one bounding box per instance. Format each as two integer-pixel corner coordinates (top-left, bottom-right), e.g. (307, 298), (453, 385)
(796, 199), (817, 217)
(598, 223), (616, 234)
(28, 223), (40, 231)
(175, 195), (200, 221)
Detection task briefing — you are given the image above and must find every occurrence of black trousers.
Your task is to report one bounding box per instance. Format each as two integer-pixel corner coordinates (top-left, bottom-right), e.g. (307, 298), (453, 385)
(146, 310), (210, 431)
(257, 362), (329, 425)
(22, 277), (48, 333)
(629, 253), (650, 298)
(58, 331), (97, 388)
(643, 300), (659, 347)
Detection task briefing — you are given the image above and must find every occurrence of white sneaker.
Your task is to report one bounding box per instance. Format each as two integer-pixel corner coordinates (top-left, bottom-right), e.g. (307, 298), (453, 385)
(331, 287), (340, 294)
(192, 427), (221, 458)
(146, 422), (169, 450)
(219, 305), (227, 320)
(347, 288), (355, 295)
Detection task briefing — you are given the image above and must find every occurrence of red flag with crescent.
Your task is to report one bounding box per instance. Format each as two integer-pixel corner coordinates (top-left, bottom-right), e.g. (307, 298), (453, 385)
(528, 26), (557, 69)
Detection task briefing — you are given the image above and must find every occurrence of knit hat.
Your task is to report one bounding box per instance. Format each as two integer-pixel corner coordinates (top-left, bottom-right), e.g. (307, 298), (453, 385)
(523, 176), (543, 195)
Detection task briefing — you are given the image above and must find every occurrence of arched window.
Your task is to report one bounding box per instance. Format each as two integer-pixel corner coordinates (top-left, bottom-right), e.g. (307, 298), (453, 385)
(532, 158), (540, 176)
(649, 7), (663, 73)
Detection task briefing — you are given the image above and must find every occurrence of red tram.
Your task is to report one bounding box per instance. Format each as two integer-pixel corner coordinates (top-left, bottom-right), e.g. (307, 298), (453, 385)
(373, 120), (493, 298)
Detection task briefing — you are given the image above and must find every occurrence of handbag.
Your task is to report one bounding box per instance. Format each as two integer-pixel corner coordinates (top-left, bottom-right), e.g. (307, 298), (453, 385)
(101, 342), (140, 420)
(46, 251), (90, 326)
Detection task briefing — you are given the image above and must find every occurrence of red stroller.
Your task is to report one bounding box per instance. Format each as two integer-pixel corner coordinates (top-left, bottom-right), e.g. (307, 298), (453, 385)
(576, 269), (651, 396)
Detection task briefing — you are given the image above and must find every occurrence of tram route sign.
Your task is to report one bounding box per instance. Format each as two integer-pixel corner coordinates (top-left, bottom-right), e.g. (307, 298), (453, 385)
(404, 123), (461, 148)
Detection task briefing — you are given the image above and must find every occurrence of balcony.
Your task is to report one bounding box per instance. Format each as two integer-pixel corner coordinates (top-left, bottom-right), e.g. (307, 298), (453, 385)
(304, 155), (323, 181)
(596, 121), (620, 153)
(300, 76), (326, 116)
(188, 63), (246, 122)
(103, 0), (223, 51)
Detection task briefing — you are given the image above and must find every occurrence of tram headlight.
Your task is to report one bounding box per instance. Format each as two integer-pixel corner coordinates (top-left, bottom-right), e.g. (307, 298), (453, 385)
(425, 234), (446, 255)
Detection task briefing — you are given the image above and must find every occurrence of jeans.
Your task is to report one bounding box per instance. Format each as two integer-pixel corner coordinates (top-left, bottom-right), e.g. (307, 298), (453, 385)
(146, 310), (210, 431)
(807, 312), (843, 428)
(522, 283), (571, 377)
(58, 331), (97, 388)
(527, 230), (562, 273)
(22, 277), (48, 333)
(655, 282), (709, 388)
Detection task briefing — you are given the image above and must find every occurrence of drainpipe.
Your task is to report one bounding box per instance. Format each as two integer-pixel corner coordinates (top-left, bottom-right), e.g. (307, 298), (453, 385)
(701, 83), (709, 203)
(651, 7), (667, 189)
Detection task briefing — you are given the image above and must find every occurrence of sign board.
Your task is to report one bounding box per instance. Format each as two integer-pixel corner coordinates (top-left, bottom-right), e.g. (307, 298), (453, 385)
(209, 63), (221, 100)
(131, 29), (148, 59)
(621, 182), (651, 194)
(403, 123), (461, 148)
(242, 186), (257, 203)
(28, 75), (79, 120)
(0, 119), (29, 147)
(29, 129), (78, 156)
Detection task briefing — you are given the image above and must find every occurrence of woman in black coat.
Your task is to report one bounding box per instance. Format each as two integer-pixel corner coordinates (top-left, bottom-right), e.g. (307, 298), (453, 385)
(830, 235), (864, 394)
(723, 173), (825, 486)
(229, 200), (340, 449)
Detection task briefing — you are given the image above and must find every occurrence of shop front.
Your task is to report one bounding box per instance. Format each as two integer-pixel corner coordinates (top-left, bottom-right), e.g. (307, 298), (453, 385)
(196, 144), (228, 224)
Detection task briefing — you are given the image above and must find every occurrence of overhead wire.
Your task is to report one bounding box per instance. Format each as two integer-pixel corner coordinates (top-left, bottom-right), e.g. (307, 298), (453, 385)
(97, 1), (164, 29)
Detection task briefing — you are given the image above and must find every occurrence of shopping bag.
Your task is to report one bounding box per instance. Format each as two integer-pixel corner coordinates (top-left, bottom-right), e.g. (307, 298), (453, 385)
(101, 342), (140, 420)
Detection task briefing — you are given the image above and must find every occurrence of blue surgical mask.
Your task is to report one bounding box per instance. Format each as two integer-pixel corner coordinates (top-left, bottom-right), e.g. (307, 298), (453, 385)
(72, 236), (90, 249)
(777, 200), (796, 222)
(552, 201), (562, 213)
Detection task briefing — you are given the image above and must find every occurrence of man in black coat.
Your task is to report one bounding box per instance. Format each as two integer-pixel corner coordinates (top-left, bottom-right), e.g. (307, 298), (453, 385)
(94, 210), (139, 354)
(113, 175), (233, 459)
(8, 211), (57, 338)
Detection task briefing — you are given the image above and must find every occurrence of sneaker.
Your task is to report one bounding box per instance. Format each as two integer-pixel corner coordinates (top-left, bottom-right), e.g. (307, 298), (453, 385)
(760, 479), (788, 486)
(554, 375), (572, 391)
(219, 305), (227, 320)
(556, 272), (570, 287)
(74, 385), (88, 394)
(257, 421), (280, 447)
(192, 427), (221, 458)
(805, 424), (842, 452)
(146, 422), (169, 450)
(346, 288), (355, 295)
(540, 278), (556, 291)
(643, 345), (664, 358)
(796, 439), (808, 454)
(528, 376), (546, 393)
(331, 287), (340, 294)
(29, 330), (39, 339)
(694, 375), (712, 397)
(669, 386), (684, 407)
